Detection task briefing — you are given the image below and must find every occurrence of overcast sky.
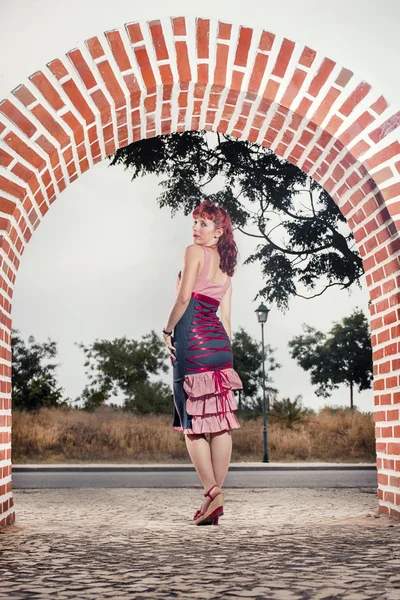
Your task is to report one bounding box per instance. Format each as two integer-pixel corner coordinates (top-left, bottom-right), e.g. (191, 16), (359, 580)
(4, 0), (400, 414)
(10, 157), (372, 412)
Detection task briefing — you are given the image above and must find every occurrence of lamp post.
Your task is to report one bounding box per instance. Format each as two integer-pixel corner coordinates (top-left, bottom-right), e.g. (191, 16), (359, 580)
(255, 302), (270, 463)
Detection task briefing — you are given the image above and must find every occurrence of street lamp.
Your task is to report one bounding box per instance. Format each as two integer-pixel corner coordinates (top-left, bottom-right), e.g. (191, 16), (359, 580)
(255, 302), (270, 463)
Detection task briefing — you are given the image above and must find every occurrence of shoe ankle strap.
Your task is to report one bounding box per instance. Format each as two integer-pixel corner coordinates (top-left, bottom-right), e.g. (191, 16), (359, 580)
(204, 484), (219, 498)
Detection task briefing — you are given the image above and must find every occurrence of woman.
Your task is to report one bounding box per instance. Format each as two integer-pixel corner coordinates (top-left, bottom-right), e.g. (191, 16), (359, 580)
(162, 199), (243, 526)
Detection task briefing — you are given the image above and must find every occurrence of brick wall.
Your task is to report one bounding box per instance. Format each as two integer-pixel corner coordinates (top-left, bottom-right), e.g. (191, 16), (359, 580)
(0, 17), (399, 527)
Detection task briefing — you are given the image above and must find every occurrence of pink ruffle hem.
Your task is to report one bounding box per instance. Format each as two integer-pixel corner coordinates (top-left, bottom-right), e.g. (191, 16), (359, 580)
(180, 367), (243, 434)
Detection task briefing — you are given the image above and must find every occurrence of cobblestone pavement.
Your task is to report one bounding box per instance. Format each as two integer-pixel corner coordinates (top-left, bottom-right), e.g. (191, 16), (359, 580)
(0, 487), (399, 599)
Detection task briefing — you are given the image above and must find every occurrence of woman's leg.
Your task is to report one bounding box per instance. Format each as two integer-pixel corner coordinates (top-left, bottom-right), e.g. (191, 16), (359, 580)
(185, 433), (216, 491)
(209, 430), (232, 488)
(185, 433), (221, 514)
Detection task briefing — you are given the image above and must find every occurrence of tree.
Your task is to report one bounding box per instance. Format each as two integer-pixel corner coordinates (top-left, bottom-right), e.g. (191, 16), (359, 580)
(288, 309), (373, 409)
(109, 131), (363, 310)
(12, 329), (65, 411)
(124, 380), (172, 415)
(232, 326), (280, 414)
(76, 332), (171, 413)
(268, 395), (309, 429)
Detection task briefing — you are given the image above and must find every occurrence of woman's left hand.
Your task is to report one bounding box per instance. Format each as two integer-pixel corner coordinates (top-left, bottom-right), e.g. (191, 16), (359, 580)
(163, 332), (176, 364)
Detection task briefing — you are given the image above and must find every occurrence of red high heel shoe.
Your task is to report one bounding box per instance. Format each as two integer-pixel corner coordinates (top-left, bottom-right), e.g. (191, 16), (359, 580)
(193, 484), (224, 526)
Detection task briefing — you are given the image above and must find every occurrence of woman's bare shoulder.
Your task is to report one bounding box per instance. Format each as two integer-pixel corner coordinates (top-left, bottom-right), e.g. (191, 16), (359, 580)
(184, 244), (203, 257)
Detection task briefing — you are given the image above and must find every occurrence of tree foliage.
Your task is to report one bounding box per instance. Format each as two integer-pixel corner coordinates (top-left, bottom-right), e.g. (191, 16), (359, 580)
(268, 395), (309, 429)
(12, 329), (65, 411)
(109, 131), (363, 310)
(288, 309), (373, 408)
(76, 332), (171, 413)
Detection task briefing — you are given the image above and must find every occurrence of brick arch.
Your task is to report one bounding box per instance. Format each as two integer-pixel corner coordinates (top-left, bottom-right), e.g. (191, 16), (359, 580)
(0, 16), (399, 527)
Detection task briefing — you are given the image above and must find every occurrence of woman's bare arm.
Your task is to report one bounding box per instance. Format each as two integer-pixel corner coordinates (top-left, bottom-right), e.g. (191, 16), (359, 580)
(164, 245), (202, 332)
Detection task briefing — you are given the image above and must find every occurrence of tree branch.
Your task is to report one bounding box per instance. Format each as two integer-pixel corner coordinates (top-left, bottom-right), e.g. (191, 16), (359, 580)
(295, 281), (352, 300)
(237, 226), (265, 239)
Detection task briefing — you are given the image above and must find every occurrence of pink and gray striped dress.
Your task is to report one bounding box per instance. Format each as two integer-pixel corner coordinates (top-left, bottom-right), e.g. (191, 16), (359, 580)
(171, 245), (243, 434)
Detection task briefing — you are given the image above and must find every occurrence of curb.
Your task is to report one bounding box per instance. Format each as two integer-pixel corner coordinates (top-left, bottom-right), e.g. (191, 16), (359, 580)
(13, 462), (377, 472)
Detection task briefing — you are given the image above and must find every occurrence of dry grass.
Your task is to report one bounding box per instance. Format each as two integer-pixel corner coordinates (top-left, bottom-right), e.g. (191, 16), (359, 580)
(11, 405), (376, 463)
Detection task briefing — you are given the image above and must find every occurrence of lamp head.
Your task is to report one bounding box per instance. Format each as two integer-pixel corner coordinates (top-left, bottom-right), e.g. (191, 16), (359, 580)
(255, 302), (270, 324)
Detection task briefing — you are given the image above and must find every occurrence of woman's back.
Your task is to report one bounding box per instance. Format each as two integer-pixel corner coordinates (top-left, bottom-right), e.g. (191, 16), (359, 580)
(179, 245), (231, 302)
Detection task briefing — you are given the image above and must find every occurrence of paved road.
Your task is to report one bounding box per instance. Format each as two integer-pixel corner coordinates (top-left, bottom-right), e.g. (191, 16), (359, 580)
(1, 487), (399, 600)
(12, 464), (377, 489)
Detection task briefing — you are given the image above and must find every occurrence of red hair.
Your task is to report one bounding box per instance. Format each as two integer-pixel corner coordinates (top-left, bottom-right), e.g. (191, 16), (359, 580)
(192, 199), (238, 277)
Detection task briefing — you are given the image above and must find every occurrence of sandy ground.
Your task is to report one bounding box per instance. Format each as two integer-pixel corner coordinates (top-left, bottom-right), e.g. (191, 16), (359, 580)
(0, 487), (399, 599)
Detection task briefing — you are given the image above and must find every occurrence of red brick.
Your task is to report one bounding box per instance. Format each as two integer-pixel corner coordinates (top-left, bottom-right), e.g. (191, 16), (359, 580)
(97, 60), (125, 109)
(296, 97), (312, 118)
(263, 79), (279, 102)
(388, 443), (400, 455)
(351, 139), (370, 158)
(325, 115), (342, 136)
(62, 80), (95, 123)
(218, 22), (232, 41)
(272, 38), (295, 79)
(378, 473), (388, 485)
(386, 376), (399, 389)
(31, 105), (69, 148)
(195, 18), (210, 60)
(0, 100), (37, 138)
(307, 58), (335, 97)
(388, 409), (400, 421)
(68, 49), (97, 89)
(377, 227), (391, 245)
(369, 111), (400, 144)
(371, 96), (389, 115)
(376, 298), (389, 313)
(248, 53), (269, 95)
(3, 132), (46, 171)
(384, 342), (397, 355)
(379, 361), (391, 374)
(374, 410), (387, 422)
(376, 206), (391, 226)
(86, 37), (104, 60)
(384, 491), (395, 504)
(280, 69), (307, 108)
(365, 142), (400, 170)
(372, 166), (394, 185)
(106, 29), (132, 71)
(172, 17), (186, 36)
(299, 46), (316, 68)
(125, 22), (143, 45)
(174, 42), (191, 84)
(382, 425), (393, 437)
(214, 43), (231, 89)
(374, 247), (389, 263)
(312, 87), (341, 127)
(339, 112), (374, 146)
(0, 150), (13, 168)
(47, 58), (69, 80)
(134, 46), (157, 88)
(12, 84), (37, 107)
(384, 259), (400, 277)
(339, 83), (371, 117)
(29, 73), (65, 116)
(335, 68), (353, 87)
(61, 113), (84, 146)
